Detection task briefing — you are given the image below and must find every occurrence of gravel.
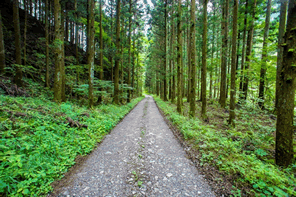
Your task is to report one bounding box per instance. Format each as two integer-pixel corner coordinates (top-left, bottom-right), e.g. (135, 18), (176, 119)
(54, 95), (215, 197)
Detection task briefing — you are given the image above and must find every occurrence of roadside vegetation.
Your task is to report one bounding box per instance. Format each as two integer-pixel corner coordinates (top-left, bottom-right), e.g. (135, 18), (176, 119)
(0, 78), (143, 196)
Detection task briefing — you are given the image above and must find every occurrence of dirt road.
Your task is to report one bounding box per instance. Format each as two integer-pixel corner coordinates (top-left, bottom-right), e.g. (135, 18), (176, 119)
(52, 96), (215, 197)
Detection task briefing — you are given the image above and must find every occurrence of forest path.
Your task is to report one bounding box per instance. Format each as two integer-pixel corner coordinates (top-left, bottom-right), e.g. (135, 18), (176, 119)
(53, 95), (215, 197)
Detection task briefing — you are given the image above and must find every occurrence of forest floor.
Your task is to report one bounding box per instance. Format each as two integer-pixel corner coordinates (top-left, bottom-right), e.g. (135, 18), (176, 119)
(49, 95), (215, 197)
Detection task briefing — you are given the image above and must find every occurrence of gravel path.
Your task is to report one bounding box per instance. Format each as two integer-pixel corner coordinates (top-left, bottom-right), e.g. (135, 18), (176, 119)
(56, 96), (215, 197)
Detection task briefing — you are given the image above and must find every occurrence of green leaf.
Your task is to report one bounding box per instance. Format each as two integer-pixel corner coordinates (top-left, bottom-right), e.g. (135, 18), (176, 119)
(23, 188), (30, 195)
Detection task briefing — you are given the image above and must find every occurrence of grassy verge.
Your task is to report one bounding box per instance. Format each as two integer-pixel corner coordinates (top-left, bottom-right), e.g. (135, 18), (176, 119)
(153, 96), (295, 197)
(0, 95), (143, 196)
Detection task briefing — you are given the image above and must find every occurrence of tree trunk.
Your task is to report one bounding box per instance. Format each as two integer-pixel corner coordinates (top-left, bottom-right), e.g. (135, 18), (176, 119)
(177, 0), (183, 114)
(113, 0), (121, 104)
(132, 28), (135, 98)
(219, 0), (229, 108)
(275, 0), (296, 167)
(163, 0), (168, 101)
(88, 0), (95, 107)
(24, 0), (27, 67)
(127, 0), (132, 103)
(239, 0), (248, 98)
(0, 11), (5, 74)
(110, 1), (114, 84)
(13, 0), (22, 87)
(75, 0), (79, 86)
(98, 0), (104, 103)
(29, 0), (32, 15)
(170, 4), (175, 103)
(258, 0), (271, 109)
(228, 0), (238, 126)
(275, 0), (287, 112)
(186, 0), (191, 103)
(242, 0), (256, 100)
(65, 4), (69, 42)
(189, 0), (196, 118)
(39, 0), (41, 20)
(53, 0), (63, 102)
(61, 7), (66, 102)
(35, 0), (37, 18)
(45, 0), (49, 87)
(201, 0), (208, 117)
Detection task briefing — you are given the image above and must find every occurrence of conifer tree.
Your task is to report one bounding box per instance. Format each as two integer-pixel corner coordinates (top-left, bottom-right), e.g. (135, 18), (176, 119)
(275, 0), (296, 167)
(13, 0), (23, 87)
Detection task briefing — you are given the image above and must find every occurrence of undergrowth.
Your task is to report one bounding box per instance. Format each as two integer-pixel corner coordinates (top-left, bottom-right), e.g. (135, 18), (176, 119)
(154, 96), (296, 197)
(0, 94), (143, 196)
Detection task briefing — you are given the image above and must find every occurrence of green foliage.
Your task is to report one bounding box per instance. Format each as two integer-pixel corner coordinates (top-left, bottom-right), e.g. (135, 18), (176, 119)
(154, 96), (296, 196)
(0, 95), (143, 196)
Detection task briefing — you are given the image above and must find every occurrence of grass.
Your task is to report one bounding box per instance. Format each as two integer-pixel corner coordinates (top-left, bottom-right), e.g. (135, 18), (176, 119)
(154, 96), (296, 197)
(0, 90), (143, 196)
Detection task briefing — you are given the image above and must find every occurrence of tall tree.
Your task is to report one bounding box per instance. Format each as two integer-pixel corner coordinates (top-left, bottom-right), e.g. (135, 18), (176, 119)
(75, 0), (80, 86)
(127, 0), (132, 103)
(13, 0), (22, 87)
(177, 0), (183, 114)
(258, 0), (272, 109)
(0, 11), (5, 74)
(88, 0), (95, 107)
(275, 0), (296, 167)
(61, 7), (66, 102)
(163, 0), (168, 101)
(219, 0), (229, 108)
(201, 0), (208, 117)
(229, 0), (238, 126)
(98, 0), (104, 103)
(24, 0), (28, 67)
(242, 0), (256, 100)
(114, 0), (121, 104)
(53, 0), (63, 102)
(275, 0), (288, 111)
(170, 2), (175, 103)
(189, 0), (196, 118)
(239, 0), (248, 97)
(45, 0), (49, 87)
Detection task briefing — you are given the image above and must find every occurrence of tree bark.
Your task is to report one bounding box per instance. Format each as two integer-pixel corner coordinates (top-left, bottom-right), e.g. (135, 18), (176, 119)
(170, 3), (175, 103)
(201, 0), (208, 117)
(113, 0), (121, 104)
(275, 0), (288, 111)
(75, 0), (80, 86)
(24, 0), (27, 67)
(239, 0), (248, 98)
(229, 0), (238, 126)
(61, 8), (66, 102)
(242, 0), (256, 100)
(258, 0), (271, 109)
(98, 0), (104, 103)
(177, 0), (183, 114)
(13, 0), (22, 87)
(53, 0), (63, 102)
(186, 0), (191, 103)
(45, 0), (49, 87)
(88, 0), (95, 107)
(189, 0), (196, 118)
(127, 0), (132, 103)
(275, 0), (296, 167)
(0, 11), (5, 74)
(219, 0), (229, 108)
(163, 0), (168, 101)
